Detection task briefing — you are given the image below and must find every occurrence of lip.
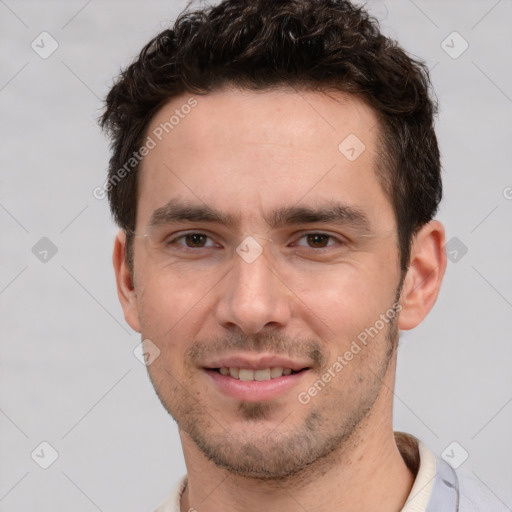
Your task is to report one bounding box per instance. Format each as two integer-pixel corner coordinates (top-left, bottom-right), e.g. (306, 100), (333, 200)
(205, 368), (309, 402)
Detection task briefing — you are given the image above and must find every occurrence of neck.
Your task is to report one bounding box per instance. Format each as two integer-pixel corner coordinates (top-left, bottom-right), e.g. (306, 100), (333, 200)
(179, 380), (414, 512)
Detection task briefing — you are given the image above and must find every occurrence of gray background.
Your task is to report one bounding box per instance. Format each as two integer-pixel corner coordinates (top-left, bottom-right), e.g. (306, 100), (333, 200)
(1, 0), (511, 510)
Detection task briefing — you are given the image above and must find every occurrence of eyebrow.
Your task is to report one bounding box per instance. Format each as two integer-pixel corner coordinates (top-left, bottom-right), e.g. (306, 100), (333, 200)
(148, 198), (371, 232)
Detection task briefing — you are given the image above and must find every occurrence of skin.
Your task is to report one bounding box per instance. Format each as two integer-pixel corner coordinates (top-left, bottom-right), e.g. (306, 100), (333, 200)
(113, 88), (447, 512)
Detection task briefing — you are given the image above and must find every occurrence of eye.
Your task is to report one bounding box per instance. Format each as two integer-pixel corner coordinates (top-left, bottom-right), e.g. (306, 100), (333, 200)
(292, 232), (348, 249)
(169, 232), (217, 249)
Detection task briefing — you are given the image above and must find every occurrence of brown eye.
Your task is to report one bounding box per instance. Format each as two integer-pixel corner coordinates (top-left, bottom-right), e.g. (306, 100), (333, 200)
(184, 234), (208, 247)
(166, 232), (216, 249)
(305, 234), (332, 248)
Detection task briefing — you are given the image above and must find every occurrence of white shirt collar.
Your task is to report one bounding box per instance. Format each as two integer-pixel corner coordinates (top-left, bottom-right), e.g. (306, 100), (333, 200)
(400, 437), (437, 511)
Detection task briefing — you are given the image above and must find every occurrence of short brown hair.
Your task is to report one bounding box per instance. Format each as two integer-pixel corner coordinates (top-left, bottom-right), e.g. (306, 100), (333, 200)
(100, 0), (441, 273)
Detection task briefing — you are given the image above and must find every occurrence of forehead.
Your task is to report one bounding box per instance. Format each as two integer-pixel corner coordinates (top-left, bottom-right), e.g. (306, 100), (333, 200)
(137, 88), (392, 230)
(146, 87), (378, 154)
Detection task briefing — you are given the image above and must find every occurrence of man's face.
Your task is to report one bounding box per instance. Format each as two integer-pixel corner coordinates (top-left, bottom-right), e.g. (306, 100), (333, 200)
(129, 88), (403, 477)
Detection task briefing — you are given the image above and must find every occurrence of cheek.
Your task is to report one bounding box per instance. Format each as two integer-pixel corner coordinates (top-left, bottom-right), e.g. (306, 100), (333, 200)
(136, 268), (208, 341)
(290, 261), (395, 339)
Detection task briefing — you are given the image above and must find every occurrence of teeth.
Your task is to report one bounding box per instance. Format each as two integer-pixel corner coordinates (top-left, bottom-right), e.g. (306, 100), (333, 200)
(239, 369), (254, 381)
(254, 369), (271, 381)
(218, 366), (297, 380)
(270, 367), (284, 378)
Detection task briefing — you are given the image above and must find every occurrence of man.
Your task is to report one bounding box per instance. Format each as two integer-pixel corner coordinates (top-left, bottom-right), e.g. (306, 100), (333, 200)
(100, 1), (506, 510)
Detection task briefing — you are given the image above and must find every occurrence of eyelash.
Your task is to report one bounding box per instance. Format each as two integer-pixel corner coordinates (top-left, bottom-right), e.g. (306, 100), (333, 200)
(166, 232), (346, 251)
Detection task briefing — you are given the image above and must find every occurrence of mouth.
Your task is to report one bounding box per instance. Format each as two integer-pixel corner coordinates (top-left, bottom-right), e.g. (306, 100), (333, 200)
(202, 356), (311, 402)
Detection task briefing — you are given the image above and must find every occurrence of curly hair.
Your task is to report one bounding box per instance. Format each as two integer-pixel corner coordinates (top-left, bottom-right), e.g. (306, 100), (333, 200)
(100, 0), (441, 273)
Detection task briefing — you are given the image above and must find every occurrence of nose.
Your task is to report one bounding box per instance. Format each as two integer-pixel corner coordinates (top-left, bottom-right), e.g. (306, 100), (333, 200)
(214, 247), (292, 336)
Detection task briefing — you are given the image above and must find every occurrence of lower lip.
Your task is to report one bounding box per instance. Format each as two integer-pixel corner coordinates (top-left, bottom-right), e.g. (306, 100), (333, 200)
(205, 369), (308, 402)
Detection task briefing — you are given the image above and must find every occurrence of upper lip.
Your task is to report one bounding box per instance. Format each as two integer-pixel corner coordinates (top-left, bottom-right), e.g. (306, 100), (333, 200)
(203, 353), (311, 371)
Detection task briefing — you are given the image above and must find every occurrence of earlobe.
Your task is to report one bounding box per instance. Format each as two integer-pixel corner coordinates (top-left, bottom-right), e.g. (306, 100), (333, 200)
(398, 221), (447, 331)
(113, 230), (141, 333)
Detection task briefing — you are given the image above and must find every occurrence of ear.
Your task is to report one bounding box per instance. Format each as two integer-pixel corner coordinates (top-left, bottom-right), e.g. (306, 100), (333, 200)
(113, 230), (141, 333)
(398, 221), (447, 330)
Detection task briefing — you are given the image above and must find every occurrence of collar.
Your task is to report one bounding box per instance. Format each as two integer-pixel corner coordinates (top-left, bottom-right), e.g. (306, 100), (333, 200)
(397, 432), (436, 511)
(396, 432), (459, 512)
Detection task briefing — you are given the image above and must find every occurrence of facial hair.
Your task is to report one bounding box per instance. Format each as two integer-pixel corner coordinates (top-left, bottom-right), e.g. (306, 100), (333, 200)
(147, 296), (401, 481)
